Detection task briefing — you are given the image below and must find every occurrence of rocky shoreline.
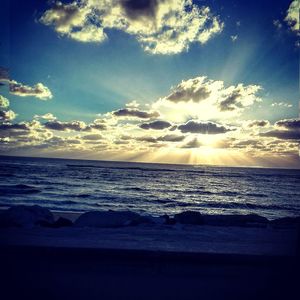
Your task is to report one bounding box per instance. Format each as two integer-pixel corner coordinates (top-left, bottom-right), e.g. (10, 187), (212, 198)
(0, 205), (299, 229)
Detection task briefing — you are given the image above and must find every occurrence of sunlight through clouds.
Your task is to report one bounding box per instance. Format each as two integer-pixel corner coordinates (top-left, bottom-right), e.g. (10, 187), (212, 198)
(40, 0), (224, 54)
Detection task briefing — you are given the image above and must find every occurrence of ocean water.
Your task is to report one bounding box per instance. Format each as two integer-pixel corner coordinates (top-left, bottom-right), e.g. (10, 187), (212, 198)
(0, 156), (299, 219)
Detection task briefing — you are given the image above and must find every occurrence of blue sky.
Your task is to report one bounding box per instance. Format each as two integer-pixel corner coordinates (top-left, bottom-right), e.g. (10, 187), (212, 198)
(0, 0), (299, 167)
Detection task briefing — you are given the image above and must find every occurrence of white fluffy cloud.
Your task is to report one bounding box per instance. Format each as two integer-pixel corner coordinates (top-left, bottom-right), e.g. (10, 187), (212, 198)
(153, 76), (261, 122)
(40, 0), (224, 54)
(34, 113), (57, 121)
(0, 95), (9, 108)
(285, 0), (299, 34)
(9, 81), (53, 100)
(0, 95), (16, 122)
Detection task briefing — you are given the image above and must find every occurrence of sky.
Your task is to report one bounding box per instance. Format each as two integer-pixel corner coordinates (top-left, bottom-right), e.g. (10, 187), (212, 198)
(0, 0), (299, 168)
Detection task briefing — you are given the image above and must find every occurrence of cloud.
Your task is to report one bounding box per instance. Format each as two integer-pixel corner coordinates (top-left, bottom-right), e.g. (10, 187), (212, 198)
(259, 118), (300, 141)
(218, 84), (261, 112)
(86, 121), (107, 131)
(275, 118), (300, 130)
(44, 120), (87, 131)
(154, 75), (261, 121)
(136, 133), (185, 143)
(230, 35), (238, 42)
(0, 95), (9, 108)
(125, 100), (140, 108)
(271, 102), (292, 108)
(113, 108), (159, 119)
(284, 0), (299, 34)
(44, 119), (107, 132)
(40, 0), (224, 54)
(40, 1), (106, 43)
(156, 134), (185, 142)
(0, 123), (31, 131)
(9, 81), (53, 100)
(81, 133), (102, 140)
(0, 121), (52, 143)
(178, 120), (233, 134)
(140, 120), (172, 130)
(247, 120), (270, 128)
(0, 96), (16, 122)
(34, 113), (57, 121)
(165, 76), (213, 103)
(260, 130), (300, 140)
(273, 19), (283, 30)
(0, 110), (16, 122)
(136, 136), (158, 143)
(181, 137), (202, 148)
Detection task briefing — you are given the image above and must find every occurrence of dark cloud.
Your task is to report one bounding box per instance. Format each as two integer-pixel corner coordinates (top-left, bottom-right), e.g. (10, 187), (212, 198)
(259, 119), (300, 141)
(113, 108), (159, 119)
(0, 123), (30, 131)
(232, 139), (265, 149)
(44, 118), (107, 132)
(166, 78), (211, 103)
(247, 120), (270, 128)
(85, 122), (107, 131)
(0, 110), (15, 122)
(81, 134), (102, 140)
(218, 89), (243, 111)
(136, 134), (185, 143)
(9, 81), (52, 100)
(136, 136), (157, 143)
(156, 134), (185, 142)
(0, 122), (44, 140)
(44, 120), (86, 131)
(275, 119), (300, 130)
(260, 130), (300, 140)
(218, 85), (260, 112)
(121, 0), (159, 20)
(181, 138), (202, 148)
(178, 120), (233, 134)
(140, 120), (172, 130)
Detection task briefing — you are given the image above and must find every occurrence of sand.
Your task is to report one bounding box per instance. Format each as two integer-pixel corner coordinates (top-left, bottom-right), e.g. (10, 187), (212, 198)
(0, 210), (299, 300)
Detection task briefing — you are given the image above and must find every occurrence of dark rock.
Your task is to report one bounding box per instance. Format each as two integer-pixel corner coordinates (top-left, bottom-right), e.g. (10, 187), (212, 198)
(0, 205), (54, 228)
(54, 217), (73, 228)
(37, 217), (73, 228)
(271, 217), (300, 228)
(163, 215), (176, 225)
(174, 211), (204, 225)
(74, 210), (141, 228)
(202, 214), (269, 227)
(129, 216), (155, 226)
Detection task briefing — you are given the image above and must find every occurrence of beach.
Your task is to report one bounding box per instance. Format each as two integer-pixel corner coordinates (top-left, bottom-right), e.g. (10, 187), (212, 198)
(0, 209), (299, 300)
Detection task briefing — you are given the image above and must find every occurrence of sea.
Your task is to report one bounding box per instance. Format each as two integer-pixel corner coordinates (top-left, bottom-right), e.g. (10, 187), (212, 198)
(0, 155), (299, 220)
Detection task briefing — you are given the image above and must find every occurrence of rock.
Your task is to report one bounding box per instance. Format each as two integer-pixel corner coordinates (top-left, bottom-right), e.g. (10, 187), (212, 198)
(37, 217), (73, 228)
(202, 214), (269, 227)
(0, 205), (54, 228)
(129, 216), (156, 226)
(54, 217), (73, 228)
(174, 211), (204, 225)
(163, 215), (176, 225)
(271, 217), (300, 228)
(74, 210), (141, 228)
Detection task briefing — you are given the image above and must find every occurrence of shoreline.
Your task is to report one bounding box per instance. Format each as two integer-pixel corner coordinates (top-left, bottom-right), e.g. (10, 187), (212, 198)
(1, 206), (299, 300)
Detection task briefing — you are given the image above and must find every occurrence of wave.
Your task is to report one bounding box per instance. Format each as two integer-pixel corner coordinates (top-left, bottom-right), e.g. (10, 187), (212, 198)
(196, 201), (297, 212)
(0, 184), (41, 195)
(122, 187), (144, 191)
(66, 164), (215, 175)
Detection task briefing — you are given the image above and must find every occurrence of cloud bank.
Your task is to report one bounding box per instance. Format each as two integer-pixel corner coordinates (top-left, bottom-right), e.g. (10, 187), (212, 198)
(40, 0), (224, 54)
